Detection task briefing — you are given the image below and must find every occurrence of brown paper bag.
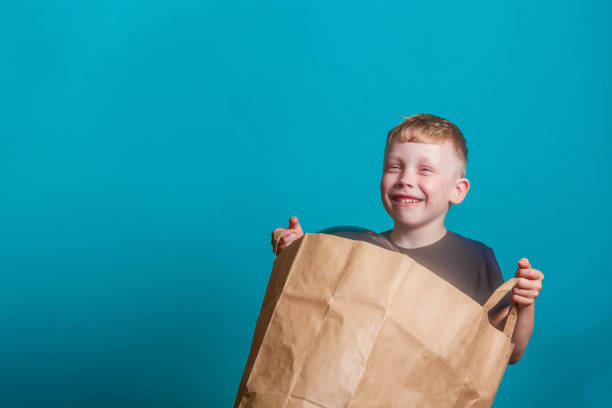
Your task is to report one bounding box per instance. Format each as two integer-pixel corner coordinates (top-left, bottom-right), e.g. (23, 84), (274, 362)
(235, 232), (518, 408)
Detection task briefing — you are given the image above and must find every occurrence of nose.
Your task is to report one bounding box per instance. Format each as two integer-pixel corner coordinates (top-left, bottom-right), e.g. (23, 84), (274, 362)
(397, 169), (416, 187)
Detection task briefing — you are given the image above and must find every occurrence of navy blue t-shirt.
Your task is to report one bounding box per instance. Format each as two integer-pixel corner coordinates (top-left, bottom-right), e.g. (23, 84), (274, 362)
(331, 229), (512, 316)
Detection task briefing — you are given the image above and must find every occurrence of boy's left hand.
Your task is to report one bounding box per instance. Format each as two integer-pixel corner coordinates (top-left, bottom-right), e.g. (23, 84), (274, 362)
(512, 258), (544, 308)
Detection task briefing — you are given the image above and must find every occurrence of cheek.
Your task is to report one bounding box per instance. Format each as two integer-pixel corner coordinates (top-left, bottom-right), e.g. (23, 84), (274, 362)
(421, 180), (450, 199)
(380, 176), (394, 192)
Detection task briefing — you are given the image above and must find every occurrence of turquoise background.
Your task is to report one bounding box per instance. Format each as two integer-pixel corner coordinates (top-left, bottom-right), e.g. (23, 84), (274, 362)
(1, 1), (610, 407)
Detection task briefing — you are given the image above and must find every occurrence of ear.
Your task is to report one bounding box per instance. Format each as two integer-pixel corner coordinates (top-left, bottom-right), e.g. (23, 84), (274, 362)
(450, 176), (470, 204)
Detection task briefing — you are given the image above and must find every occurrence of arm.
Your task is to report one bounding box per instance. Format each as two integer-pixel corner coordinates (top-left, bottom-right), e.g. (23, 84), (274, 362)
(489, 304), (534, 365)
(489, 258), (543, 365)
(508, 303), (534, 364)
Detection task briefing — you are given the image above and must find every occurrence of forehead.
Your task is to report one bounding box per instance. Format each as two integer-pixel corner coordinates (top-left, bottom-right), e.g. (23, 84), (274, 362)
(384, 141), (457, 163)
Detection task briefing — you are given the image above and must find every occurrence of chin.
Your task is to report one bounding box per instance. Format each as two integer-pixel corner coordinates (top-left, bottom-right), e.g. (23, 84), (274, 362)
(396, 219), (426, 228)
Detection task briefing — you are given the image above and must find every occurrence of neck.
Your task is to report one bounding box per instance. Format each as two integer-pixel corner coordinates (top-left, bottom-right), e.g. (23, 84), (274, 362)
(390, 222), (447, 249)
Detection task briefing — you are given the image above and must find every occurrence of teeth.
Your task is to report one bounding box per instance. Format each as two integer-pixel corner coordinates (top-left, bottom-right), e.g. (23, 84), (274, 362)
(396, 198), (420, 203)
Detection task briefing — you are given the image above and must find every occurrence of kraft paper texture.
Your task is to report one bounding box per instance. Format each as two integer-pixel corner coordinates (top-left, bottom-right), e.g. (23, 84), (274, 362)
(235, 233), (518, 408)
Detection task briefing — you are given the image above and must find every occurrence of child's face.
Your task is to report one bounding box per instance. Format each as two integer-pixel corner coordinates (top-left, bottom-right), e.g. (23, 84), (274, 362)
(380, 140), (467, 230)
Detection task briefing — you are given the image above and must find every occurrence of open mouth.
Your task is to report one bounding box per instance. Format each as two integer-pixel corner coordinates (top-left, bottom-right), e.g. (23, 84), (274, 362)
(392, 197), (423, 205)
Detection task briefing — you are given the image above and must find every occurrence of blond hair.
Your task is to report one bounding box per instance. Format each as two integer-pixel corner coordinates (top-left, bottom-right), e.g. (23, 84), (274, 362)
(384, 113), (468, 178)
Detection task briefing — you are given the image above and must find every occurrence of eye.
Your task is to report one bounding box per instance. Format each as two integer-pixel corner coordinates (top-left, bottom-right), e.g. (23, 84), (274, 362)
(387, 164), (401, 170)
(420, 168), (433, 174)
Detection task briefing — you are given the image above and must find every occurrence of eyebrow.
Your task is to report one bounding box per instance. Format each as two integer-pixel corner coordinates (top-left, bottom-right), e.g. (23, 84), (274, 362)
(419, 159), (436, 167)
(385, 156), (436, 166)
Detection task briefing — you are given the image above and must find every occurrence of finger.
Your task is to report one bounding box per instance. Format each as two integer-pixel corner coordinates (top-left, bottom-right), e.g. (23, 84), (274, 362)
(517, 257), (532, 269)
(517, 268), (542, 280)
(279, 230), (295, 244)
(530, 268), (544, 280)
(271, 236), (286, 247)
(282, 231), (298, 241)
(516, 278), (542, 291)
(271, 229), (287, 251)
(289, 233), (303, 244)
(532, 269), (544, 280)
(288, 216), (301, 230)
(511, 293), (534, 305)
(282, 232), (300, 243)
(512, 288), (539, 299)
(290, 218), (304, 235)
(272, 228), (287, 239)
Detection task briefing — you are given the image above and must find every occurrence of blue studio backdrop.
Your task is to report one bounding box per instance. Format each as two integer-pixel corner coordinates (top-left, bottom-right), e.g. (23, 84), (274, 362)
(1, 1), (610, 407)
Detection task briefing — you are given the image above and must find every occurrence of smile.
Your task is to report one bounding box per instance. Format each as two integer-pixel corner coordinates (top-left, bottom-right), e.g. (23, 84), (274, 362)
(392, 197), (423, 206)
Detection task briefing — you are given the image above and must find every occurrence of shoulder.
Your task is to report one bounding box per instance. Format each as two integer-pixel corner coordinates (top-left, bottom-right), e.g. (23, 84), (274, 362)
(444, 230), (492, 257)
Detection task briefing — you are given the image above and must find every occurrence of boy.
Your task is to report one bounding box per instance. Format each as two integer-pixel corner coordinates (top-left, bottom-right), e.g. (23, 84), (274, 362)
(270, 113), (544, 365)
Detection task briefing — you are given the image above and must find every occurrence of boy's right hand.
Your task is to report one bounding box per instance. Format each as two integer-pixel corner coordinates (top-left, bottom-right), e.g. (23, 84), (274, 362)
(271, 216), (304, 256)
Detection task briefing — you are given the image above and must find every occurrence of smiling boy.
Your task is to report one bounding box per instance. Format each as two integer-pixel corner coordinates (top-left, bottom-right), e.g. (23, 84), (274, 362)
(272, 113), (544, 365)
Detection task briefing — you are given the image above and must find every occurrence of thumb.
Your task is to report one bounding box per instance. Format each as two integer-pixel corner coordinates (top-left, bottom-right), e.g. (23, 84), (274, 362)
(517, 257), (531, 269)
(288, 216), (301, 230)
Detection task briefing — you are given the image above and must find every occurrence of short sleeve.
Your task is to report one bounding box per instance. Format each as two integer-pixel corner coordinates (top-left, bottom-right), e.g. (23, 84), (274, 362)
(482, 246), (512, 315)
